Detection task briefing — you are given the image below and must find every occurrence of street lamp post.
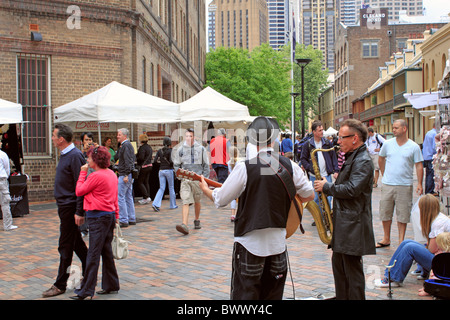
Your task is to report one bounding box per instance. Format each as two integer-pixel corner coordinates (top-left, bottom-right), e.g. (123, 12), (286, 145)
(290, 92), (300, 137)
(295, 58), (312, 137)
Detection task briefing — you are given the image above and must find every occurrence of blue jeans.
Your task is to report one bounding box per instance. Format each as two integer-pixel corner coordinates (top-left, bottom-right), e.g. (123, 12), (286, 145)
(384, 239), (434, 283)
(152, 170), (177, 209)
(424, 160), (435, 194)
(309, 174), (332, 210)
(118, 174), (135, 224)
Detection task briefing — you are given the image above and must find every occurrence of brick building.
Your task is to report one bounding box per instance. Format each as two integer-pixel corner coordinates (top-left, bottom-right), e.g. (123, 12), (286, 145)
(333, 13), (445, 128)
(0, 0), (206, 201)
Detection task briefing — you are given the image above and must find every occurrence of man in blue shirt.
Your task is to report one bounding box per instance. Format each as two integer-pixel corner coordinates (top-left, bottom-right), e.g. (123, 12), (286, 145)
(422, 124), (437, 194)
(280, 133), (293, 154)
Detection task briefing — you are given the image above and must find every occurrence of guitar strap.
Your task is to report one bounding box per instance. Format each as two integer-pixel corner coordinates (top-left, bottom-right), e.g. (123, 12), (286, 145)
(257, 153), (305, 234)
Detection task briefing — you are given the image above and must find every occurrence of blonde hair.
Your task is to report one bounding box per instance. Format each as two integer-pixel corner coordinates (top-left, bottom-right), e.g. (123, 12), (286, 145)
(229, 146), (239, 170)
(419, 194), (441, 240)
(436, 232), (450, 252)
(139, 134), (148, 143)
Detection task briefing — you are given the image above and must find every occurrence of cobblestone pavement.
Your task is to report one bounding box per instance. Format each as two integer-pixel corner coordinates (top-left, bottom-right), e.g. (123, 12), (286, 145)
(0, 176), (436, 301)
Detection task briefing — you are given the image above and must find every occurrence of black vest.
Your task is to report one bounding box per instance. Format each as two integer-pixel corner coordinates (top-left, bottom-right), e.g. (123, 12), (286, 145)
(234, 154), (293, 237)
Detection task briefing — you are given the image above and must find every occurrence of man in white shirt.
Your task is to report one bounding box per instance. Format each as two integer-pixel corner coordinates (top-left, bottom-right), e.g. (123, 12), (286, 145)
(365, 128), (385, 188)
(199, 117), (314, 300)
(377, 119), (423, 247)
(0, 141), (18, 231)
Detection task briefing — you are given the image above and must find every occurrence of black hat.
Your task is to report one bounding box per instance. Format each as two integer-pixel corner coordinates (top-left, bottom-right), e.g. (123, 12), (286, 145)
(247, 116), (280, 146)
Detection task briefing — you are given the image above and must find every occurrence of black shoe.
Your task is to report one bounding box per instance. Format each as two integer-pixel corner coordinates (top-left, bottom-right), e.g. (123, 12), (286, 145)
(129, 221), (136, 225)
(96, 290), (119, 295)
(152, 204), (160, 212)
(69, 295), (92, 300)
(119, 222), (129, 228)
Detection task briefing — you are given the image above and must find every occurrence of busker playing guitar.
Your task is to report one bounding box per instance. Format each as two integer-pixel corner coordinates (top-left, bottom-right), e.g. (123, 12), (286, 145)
(198, 117), (314, 300)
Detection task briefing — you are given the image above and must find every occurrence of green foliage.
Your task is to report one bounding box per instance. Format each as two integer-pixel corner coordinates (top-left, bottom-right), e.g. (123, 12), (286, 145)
(205, 42), (329, 129)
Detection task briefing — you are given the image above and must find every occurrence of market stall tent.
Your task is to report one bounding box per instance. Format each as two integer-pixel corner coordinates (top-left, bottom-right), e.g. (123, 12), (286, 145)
(403, 91), (450, 109)
(0, 98), (23, 124)
(180, 86), (255, 122)
(54, 81), (181, 124)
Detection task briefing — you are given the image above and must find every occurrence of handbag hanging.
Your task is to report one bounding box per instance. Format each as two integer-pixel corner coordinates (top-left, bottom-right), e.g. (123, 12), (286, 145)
(111, 223), (130, 260)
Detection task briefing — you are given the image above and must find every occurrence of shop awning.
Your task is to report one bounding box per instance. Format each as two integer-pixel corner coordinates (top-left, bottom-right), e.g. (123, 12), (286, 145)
(0, 98), (23, 124)
(403, 91), (450, 109)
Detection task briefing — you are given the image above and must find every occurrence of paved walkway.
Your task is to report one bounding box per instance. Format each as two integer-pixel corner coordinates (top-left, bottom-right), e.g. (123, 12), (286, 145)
(0, 175), (435, 301)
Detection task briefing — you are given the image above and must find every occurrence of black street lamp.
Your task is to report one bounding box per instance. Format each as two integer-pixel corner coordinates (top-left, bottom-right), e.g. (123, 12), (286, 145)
(290, 92), (300, 137)
(295, 58), (312, 137)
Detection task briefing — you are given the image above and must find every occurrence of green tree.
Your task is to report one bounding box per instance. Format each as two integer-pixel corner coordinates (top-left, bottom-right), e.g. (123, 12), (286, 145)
(280, 43), (330, 130)
(204, 43), (329, 129)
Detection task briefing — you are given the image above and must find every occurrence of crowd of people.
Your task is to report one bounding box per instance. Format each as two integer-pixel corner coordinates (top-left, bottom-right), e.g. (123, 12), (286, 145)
(1, 115), (446, 300)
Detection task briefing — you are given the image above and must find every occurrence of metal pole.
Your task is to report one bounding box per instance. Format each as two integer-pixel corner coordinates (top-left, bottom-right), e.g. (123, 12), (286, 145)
(301, 65), (305, 137)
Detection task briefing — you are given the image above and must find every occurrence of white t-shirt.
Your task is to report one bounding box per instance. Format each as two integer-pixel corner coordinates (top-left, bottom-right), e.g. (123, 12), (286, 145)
(366, 133), (385, 155)
(379, 139), (423, 186)
(429, 213), (450, 239)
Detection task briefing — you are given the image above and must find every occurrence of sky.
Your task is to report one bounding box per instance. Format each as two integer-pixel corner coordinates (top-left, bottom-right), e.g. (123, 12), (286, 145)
(423, 0), (450, 20)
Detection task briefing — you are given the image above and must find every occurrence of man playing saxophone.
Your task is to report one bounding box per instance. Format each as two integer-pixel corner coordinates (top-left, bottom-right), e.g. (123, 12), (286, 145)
(314, 119), (376, 300)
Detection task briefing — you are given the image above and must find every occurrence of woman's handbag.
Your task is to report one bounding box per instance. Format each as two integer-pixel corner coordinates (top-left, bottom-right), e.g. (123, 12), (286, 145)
(112, 223), (130, 260)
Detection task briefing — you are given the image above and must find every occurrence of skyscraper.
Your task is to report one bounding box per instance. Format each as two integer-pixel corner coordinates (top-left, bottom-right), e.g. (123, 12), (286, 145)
(300, 0), (336, 72)
(211, 0), (269, 51)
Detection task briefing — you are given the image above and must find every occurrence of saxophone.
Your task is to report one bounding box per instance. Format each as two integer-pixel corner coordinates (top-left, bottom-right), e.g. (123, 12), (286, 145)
(305, 146), (339, 245)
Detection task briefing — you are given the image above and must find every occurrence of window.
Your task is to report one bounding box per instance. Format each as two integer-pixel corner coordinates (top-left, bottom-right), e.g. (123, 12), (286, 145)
(362, 40), (379, 58)
(17, 54), (50, 156)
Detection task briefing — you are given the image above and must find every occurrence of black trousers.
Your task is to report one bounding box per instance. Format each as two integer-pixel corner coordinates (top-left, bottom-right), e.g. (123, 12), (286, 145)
(54, 205), (88, 290)
(332, 251), (365, 300)
(75, 213), (119, 297)
(230, 242), (287, 300)
(137, 166), (152, 199)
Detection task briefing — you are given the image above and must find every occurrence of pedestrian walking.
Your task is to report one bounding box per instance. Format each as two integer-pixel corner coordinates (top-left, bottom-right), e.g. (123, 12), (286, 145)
(365, 127), (385, 188)
(422, 124), (437, 194)
(0, 141), (18, 231)
(136, 133), (153, 205)
(71, 146), (120, 300)
(152, 137), (177, 211)
(200, 116), (314, 300)
(43, 124), (88, 298)
(173, 128), (209, 235)
(377, 119), (424, 247)
(210, 128), (230, 183)
(115, 128), (136, 228)
(314, 119), (376, 300)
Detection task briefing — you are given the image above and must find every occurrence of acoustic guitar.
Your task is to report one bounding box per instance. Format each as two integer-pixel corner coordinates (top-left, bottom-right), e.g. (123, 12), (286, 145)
(175, 168), (304, 238)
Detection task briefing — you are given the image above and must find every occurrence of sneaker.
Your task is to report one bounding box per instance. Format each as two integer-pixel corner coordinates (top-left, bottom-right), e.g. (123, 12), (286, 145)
(4, 225), (18, 231)
(152, 204), (160, 212)
(374, 278), (401, 288)
(194, 220), (201, 229)
(138, 198), (151, 205)
(176, 224), (189, 235)
(410, 269), (422, 275)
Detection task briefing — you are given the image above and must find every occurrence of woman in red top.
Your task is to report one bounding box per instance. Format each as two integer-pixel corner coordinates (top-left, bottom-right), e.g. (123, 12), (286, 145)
(72, 146), (120, 299)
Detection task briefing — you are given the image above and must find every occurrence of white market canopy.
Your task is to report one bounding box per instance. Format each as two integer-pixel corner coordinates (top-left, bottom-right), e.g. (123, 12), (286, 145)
(403, 91), (450, 109)
(0, 98), (23, 124)
(54, 81), (180, 124)
(180, 86), (255, 122)
(324, 127), (338, 137)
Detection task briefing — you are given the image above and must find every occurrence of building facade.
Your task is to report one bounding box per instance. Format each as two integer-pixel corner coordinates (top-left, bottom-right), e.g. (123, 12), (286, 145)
(0, 0), (206, 201)
(300, 0), (336, 72)
(212, 0), (269, 51)
(333, 15), (445, 128)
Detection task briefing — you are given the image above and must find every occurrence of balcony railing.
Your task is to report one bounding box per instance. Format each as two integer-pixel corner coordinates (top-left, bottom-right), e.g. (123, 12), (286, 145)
(354, 91), (407, 121)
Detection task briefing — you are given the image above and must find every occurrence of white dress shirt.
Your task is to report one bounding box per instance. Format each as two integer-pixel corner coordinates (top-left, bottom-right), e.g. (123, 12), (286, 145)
(212, 148), (314, 256)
